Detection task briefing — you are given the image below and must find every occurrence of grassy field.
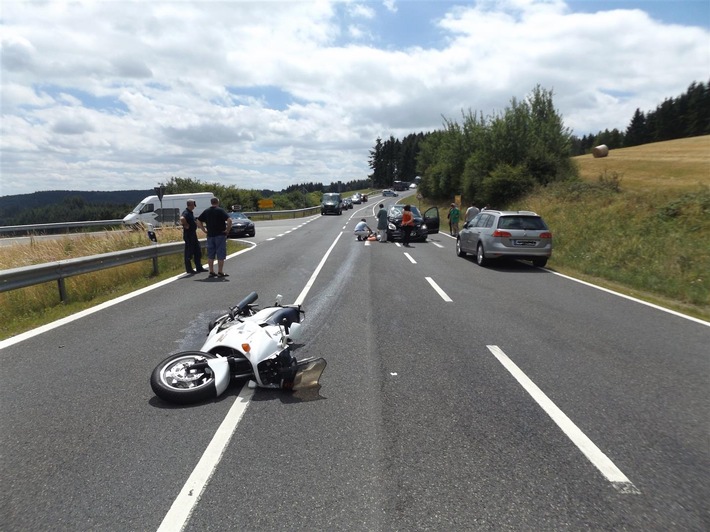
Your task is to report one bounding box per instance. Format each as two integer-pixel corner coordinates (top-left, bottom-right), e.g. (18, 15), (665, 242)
(512, 135), (710, 321)
(0, 227), (246, 340)
(573, 136), (709, 192)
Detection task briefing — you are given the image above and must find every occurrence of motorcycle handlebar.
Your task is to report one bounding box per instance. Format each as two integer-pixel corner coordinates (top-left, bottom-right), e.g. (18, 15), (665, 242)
(234, 291), (258, 314)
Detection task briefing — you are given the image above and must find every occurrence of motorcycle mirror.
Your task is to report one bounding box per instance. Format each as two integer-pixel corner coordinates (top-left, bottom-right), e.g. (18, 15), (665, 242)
(280, 317), (290, 335)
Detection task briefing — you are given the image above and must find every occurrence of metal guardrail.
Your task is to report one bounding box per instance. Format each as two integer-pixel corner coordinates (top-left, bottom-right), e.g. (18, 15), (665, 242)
(0, 219), (125, 235)
(0, 206), (322, 235)
(0, 240), (203, 302)
(242, 206), (321, 219)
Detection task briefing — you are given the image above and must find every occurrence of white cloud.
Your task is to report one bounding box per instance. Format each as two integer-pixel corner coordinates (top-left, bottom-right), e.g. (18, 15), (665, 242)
(1, 0), (708, 196)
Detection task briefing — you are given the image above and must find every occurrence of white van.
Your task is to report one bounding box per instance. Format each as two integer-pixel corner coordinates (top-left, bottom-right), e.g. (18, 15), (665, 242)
(122, 192), (216, 227)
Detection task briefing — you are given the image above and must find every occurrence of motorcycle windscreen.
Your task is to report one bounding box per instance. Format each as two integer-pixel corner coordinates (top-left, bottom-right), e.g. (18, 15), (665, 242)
(291, 358), (327, 390)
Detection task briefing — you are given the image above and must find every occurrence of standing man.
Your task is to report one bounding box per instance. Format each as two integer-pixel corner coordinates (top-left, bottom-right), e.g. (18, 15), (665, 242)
(197, 197), (232, 277)
(465, 203), (480, 223)
(401, 204), (415, 247)
(376, 203), (388, 243)
(180, 199), (206, 274)
(448, 203), (460, 236)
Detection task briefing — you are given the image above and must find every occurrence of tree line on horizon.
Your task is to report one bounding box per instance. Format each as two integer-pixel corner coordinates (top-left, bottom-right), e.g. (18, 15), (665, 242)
(571, 80), (709, 154)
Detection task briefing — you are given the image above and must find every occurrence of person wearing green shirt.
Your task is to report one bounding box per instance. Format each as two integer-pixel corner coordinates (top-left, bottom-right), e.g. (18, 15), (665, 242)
(447, 203), (460, 236)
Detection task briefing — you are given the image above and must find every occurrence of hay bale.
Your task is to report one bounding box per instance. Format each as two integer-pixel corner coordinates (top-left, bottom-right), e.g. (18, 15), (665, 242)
(592, 144), (609, 158)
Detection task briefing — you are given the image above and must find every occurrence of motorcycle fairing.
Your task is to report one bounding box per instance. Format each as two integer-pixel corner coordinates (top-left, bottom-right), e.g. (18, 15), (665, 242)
(206, 357), (231, 396)
(203, 320), (278, 359)
(255, 347), (297, 388)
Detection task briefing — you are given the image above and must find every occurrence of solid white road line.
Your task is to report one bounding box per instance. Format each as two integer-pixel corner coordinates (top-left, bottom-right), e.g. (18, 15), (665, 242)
(159, 230), (344, 531)
(486, 345), (640, 494)
(156, 385), (255, 532)
(425, 276), (452, 302)
(549, 271), (710, 327)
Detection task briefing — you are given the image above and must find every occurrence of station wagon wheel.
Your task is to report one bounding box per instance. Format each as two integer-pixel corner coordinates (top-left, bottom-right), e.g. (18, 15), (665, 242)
(476, 243), (488, 266)
(456, 238), (466, 257)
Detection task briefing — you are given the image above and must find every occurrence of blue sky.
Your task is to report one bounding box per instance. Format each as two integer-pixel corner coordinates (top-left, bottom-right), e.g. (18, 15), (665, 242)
(1, 0), (708, 196)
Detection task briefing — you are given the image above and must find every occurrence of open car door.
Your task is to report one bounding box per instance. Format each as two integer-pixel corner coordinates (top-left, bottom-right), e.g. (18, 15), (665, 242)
(423, 206), (440, 235)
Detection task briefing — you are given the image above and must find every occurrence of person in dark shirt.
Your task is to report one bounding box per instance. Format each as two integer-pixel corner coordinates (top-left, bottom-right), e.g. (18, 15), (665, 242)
(197, 198), (232, 277)
(179, 199), (206, 274)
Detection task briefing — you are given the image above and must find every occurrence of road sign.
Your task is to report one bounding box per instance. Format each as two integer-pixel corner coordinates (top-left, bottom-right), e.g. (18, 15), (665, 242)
(258, 199), (274, 209)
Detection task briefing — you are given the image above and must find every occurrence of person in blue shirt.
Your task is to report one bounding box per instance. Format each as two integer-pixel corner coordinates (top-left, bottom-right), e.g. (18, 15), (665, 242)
(354, 218), (373, 241)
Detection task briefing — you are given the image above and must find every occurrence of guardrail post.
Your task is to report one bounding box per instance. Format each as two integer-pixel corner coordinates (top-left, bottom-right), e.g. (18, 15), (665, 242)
(152, 257), (159, 275)
(58, 278), (67, 302)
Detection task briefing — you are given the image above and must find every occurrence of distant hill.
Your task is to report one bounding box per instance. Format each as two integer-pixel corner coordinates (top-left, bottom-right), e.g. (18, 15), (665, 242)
(0, 189), (152, 211)
(0, 189), (153, 226)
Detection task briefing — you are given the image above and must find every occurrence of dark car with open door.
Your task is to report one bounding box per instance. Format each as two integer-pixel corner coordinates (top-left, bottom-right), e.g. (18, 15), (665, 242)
(386, 205), (440, 242)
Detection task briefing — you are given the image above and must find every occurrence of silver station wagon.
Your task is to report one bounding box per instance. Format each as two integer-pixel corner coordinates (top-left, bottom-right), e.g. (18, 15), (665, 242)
(456, 210), (552, 267)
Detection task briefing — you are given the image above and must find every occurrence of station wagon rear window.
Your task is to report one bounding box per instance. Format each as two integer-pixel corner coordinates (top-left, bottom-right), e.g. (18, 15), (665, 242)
(497, 216), (548, 230)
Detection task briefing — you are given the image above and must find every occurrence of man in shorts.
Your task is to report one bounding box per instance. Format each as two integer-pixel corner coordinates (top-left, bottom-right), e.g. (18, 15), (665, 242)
(197, 197), (232, 277)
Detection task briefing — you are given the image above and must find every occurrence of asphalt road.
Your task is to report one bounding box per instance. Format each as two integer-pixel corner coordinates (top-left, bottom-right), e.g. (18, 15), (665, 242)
(1, 195), (708, 531)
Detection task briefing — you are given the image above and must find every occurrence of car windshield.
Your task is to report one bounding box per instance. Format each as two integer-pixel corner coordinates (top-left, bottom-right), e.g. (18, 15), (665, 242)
(230, 212), (247, 219)
(497, 216), (547, 230)
(390, 206), (422, 218)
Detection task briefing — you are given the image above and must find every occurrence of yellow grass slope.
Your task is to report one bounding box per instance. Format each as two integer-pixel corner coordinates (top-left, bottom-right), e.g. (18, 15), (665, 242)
(573, 135), (710, 191)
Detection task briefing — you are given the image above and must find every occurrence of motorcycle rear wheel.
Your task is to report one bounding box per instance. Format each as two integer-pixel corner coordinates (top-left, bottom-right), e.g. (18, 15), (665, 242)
(151, 351), (222, 404)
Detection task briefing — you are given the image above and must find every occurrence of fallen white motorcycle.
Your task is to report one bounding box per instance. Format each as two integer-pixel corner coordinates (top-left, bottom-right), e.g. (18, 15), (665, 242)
(150, 292), (326, 404)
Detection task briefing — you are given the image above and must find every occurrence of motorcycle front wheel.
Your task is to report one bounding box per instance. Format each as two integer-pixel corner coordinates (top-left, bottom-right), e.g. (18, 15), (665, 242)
(150, 351), (222, 404)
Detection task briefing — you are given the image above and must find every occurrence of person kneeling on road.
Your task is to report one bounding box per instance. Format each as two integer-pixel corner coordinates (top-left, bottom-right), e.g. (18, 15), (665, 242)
(354, 218), (373, 241)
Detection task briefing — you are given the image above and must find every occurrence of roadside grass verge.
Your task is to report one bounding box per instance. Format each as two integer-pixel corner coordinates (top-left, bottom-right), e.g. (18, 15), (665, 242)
(513, 181), (709, 320)
(510, 136), (710, 321)
(0, 227), (246, 340)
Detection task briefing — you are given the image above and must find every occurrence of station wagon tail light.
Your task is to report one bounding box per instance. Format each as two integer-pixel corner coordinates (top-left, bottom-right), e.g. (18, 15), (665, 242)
(492, 230), (511, 237)
(539, 232), (552, 239)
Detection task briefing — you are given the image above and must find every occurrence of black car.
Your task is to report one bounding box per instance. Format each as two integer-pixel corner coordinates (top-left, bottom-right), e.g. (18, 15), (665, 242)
(342, 197), (353, 210)
(386, 205), (440, 242)
(228, 212), (255, 237)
